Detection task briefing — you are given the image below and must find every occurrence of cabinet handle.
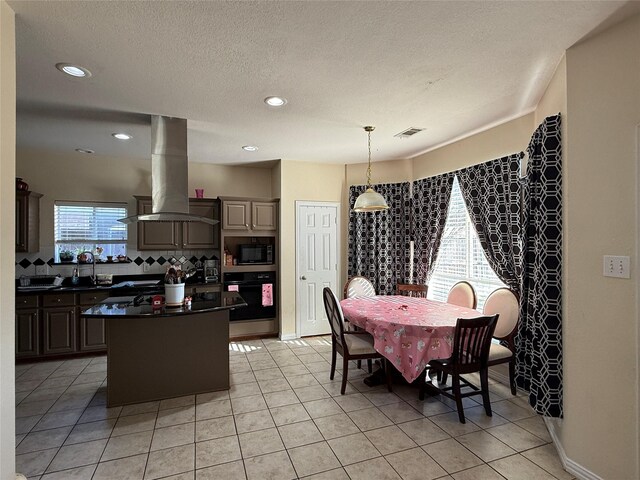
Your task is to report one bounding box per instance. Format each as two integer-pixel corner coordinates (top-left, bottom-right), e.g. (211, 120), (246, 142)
(56, 298), (61, 303)
(22, 300), (27, 304)
(245, 223), (249, 229)
(252, 224), (256, 228)
(90, 297), (96, 301)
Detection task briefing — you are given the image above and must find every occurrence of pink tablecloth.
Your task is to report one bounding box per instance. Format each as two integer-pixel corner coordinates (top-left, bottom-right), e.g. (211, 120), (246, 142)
(340, 295), (482, 383)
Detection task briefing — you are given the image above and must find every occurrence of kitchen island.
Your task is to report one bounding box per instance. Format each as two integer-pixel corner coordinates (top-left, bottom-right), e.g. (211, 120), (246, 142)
(82, 291), (246, 407)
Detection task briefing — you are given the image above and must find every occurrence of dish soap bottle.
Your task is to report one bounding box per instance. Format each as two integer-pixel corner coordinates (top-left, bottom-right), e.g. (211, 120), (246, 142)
(71, 268), (79, 285)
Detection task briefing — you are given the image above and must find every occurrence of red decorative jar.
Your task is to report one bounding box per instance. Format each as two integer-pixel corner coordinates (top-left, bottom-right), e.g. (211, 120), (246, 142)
(16, 178), (29, 191)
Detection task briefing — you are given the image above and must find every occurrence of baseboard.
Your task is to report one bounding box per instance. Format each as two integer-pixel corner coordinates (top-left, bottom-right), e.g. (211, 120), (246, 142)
(544, 417), (603, 480)
(488, 368), (510, 385)
(279, 333), (298, 341)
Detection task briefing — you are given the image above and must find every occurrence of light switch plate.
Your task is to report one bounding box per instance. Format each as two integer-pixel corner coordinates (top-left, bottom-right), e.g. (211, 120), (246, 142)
(35, 265), (47, 275)
(603, 255), (630, 278)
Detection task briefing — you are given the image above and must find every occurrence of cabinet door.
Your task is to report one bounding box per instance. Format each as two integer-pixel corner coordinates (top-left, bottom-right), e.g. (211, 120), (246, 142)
(223, 201), (251, 230)
(252, 202), (277, 230)
(137, 197), (181, 250)
(15, 193), (28, 252)
(16, 309), (39, 357)
(80, 316), (107, 351)
(182, 200), (219, 249)
(42, 307), (77, 355)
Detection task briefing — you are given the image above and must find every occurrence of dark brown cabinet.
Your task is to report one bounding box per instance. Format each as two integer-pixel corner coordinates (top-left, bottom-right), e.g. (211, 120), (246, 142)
(16, 309), (39, 358)
(78, 291), (109, 351)
(136, 196), (219, 250)
(42, 307), (76, 355)
(222, 200), (277, 231)
(16, 191), (42, 252)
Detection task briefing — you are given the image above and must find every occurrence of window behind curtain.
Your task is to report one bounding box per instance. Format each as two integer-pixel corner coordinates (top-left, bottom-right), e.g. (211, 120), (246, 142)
(427, 177), (505, 310)
(54, 201), (128, 261)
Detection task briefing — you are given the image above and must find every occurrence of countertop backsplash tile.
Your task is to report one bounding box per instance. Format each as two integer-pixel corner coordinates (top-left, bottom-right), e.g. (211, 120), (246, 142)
(15, 246), (219, 279)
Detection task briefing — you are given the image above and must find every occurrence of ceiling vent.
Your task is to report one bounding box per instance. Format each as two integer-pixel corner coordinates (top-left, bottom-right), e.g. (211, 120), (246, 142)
(394, 127), (424, 138)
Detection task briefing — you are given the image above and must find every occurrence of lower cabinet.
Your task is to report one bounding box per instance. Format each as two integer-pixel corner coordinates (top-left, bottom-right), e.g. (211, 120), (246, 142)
(16, 309), (39, 358)
(16, 292), (108, 359)
(42, 307), (77, 355)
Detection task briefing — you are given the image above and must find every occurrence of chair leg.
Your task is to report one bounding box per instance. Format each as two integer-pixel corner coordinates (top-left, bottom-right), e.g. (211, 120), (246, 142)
(384, 358), (393, 392)
(367, 359), (372, 373)
(341, 356), (349, 395)
(480, 368), (492, 417)
(418, 367), (426, 401)
(452, 374), (465, 423)
(508, 360), (517, 395)
(441, 372), (448, 385)
(330, 344), (337, 380)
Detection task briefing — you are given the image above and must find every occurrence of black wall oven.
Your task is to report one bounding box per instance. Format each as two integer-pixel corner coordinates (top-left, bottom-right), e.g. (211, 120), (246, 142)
(223, 271), (276, 321)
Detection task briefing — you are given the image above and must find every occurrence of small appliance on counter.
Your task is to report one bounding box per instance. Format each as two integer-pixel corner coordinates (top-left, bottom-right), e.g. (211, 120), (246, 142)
(204, 260), (219, 283)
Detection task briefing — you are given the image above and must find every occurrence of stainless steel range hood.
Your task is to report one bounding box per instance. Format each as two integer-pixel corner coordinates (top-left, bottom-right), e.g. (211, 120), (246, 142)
(119, 116), (218, 225)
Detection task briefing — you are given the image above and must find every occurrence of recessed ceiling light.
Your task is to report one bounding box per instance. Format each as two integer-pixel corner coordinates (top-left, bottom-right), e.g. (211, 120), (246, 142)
(112, 133), (132, 140)
(242, 145), (258, 152)
(264, 96), (287, 107)
(56, 63), (91, 78)
(75, 148), (95, 154)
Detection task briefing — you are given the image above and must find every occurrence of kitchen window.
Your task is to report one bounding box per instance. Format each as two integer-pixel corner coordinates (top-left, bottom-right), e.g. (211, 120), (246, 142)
(54, 201), (128, 262)
(427, 177), (505, 310)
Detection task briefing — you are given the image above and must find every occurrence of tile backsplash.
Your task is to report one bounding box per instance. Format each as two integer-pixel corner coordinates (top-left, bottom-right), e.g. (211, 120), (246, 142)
(15, 246), (219, 279)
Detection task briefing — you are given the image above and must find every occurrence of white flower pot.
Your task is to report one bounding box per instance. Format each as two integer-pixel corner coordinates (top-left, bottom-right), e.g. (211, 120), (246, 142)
(165, 283), (185, 306)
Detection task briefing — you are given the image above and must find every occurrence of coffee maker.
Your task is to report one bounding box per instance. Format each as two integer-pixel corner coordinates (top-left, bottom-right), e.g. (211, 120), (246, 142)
(204, 260), (219, 283)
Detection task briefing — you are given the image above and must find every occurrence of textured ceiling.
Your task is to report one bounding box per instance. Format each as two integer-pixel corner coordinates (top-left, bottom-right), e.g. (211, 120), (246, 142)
(10, 1), (630, 165)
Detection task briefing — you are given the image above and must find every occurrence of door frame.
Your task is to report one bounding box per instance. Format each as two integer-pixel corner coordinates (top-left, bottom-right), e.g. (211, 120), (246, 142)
(295, 201), (341, 338)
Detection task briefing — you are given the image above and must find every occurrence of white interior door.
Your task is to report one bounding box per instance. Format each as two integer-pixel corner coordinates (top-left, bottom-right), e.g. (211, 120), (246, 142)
(296, 202), (339, 337)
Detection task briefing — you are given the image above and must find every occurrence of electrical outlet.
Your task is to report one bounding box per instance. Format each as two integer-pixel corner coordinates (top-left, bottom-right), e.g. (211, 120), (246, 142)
(35, 265), (47, 275)
(603, 255), (630, 279)
(143, 262), (151, 272)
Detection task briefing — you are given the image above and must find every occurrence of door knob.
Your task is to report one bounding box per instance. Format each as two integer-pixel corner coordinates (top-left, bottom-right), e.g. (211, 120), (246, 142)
(300, 276), (306, 280)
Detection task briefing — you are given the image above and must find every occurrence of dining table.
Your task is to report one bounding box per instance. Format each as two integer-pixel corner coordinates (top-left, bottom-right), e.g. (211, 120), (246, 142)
(340, 295), (483, 384)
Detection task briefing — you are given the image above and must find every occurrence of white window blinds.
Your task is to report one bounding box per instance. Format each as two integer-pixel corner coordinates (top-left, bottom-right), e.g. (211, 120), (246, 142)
(54, 202), (128, 244)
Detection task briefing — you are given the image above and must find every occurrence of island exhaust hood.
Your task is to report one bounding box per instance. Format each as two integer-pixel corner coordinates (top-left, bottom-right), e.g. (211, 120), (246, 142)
(119, 116), (218, 225)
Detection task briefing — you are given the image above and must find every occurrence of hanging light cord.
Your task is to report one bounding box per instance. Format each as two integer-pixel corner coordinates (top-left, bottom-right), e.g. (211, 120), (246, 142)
(365, 126), (374, 188)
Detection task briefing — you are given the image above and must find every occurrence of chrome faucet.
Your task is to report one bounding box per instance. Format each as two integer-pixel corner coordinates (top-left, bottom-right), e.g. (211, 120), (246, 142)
(78, 251), (96, 285)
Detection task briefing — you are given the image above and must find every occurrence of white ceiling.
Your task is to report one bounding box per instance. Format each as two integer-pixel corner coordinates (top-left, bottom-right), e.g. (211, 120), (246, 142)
(10, 1), (631, 165)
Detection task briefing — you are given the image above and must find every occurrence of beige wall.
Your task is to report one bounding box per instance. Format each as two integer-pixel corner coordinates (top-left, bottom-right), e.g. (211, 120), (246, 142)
(278, 160), (345, 337)
(0, 1), (16, 478)
(412, 114), (535, 179)
(562, 14), (639, 479)
(16, 148), (273, 254)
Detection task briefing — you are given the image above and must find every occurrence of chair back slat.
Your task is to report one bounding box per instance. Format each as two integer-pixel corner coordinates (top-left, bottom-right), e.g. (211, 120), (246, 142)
(323, 287), (346, 347)
(450, 315), (499, 368)
(396, 284), (428, 298)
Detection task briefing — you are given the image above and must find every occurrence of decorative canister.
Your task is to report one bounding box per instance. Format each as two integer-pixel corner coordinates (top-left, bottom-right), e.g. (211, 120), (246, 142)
(165, 283), (186, 307)
(16, 178), (29, 191)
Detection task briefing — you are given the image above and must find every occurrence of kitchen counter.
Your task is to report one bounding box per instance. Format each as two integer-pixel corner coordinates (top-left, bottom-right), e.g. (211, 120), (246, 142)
(81, 291), (246, 318)
(16, 280), (222, 295)
(90, 291), (244, 407)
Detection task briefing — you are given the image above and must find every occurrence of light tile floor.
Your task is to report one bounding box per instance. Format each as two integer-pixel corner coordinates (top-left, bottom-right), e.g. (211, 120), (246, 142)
(14, 336), (574, 480)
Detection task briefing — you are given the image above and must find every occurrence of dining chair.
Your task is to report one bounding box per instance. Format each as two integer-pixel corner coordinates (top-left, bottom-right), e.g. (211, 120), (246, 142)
(446, 281), (478, 309)
(420, 314), (499, 423)
(343, 276), (376, 299)
(396, 283), (428, 298)
(483, 287), (520, 395)
(323, 287), (392, 394)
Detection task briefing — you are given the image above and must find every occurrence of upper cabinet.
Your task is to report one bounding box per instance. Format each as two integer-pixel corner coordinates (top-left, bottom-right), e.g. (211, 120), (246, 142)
(222, 200), (277, 231)
(136, 196), (220, 250)
(16, 191), (42, 253)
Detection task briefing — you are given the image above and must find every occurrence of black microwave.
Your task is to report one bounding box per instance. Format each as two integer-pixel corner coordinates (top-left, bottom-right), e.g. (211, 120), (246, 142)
(238, 244), (274, 264)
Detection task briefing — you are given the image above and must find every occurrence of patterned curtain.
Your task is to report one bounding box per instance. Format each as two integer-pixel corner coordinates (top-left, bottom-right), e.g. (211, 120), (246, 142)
(347, 182), (411, 295)
(517, 114), (563, 417)
(411, 172), (456, 284)
(455, 153), (523, 294)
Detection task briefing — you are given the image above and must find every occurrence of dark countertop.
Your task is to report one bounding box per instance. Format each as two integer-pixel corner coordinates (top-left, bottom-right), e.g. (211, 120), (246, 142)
(16, 275), (221, 295)
(81, 291), (246, 318)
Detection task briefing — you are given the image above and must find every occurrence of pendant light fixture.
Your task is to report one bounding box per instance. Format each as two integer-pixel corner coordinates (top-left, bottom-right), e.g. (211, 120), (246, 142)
(353, 126), (390, 212)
